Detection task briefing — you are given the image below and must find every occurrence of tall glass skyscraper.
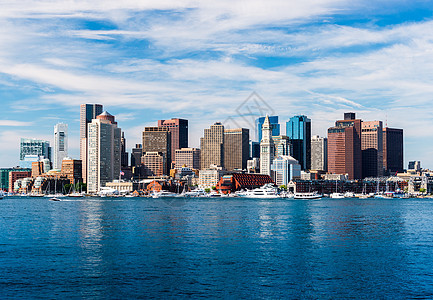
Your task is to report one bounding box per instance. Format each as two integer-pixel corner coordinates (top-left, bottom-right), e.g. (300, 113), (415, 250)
(256, 116), (280, 142)
(54, 123), (68, 169)
(286, 115), (311, 170)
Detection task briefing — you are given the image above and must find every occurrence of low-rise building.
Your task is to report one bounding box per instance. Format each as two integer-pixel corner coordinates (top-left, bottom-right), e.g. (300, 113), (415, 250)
(215, 173), (274, 194)
(199, 165), (227, 188)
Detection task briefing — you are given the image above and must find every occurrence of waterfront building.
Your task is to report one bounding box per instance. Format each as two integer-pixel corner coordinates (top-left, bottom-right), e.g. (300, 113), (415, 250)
(53, 123), (68, 170)
(198, 165), (227, 188)
(175, 148), (200, 170)
(142, 127), (171, 175)
(0, 168), (31, 191)
(131, 144), (143, 168)
(215, 173), (274, 194)
(361, 121), (383, 178)
(255, 116), (280, 142)
(200, 122), (224, 169)
(311, 135), (327, 171)
(121, 132), (129, 167)
(9, 170), (32, 192)
(61, 159), (83, 184)
(80, 103), (103, 183)
(105, 181), (139, 194)
(383, 127), (404, 175)
(20, 138), (51, 168)
(224, 128), (249, 171)
(286, 115), (311, 170)
(260, 116), (275, 176)
(273, 135), (292, 157)
(158, 119), (188, 168)
(408, 161), (421, 172)
(327, 112), (362, 180)
(247, 158), (260, 173)
(141, 152), (166, 177)
(270, 155), (301, 186)
(87, 111), (121, 193)
(32, 161), (44, 177)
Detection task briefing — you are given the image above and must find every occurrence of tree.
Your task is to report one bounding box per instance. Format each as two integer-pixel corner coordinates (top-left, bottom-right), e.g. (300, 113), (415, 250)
(204, 188), (211, 193)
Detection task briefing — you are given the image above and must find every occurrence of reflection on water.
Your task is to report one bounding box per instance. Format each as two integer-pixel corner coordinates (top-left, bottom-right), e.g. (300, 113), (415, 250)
(1, 197), (433, 298)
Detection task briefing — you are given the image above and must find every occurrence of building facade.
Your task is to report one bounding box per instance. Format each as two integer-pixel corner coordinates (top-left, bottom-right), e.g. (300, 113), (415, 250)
(158, 118), (188, 167)
(199, 167), (227, 188)
(0, 168), (31, 191)
(260, 116), (275, 176)
(142, 127), (171, 175)
(175, 148), (201, 170)
(311, 135), (327, 171)
(200, 122), (224, 169)
(54, 123), (68, 169)
(273, 135), (292, 157)
(271, 155), (301, 186)
(141, 152), (166, 177)
(361, 121), (383, 178)
(87, 111), (121, 193)
(327, 112), (362, 180)
(20, 138), (51, 168)
(286, 115), (311, 170)
(255, 116), (280, 142)
(383, 127), (404, 175)
(61, 159), (83, 184)
(80, 103), (103, 183)
(120, 132), (129, 167)
(224, 128), (249, 171)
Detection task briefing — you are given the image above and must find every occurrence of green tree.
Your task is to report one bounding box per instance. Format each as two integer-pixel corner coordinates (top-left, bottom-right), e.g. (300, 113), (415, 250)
(205, 188), (211, 193)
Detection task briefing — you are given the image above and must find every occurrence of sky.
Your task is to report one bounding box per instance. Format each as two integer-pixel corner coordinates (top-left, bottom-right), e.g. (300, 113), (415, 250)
(1, 0), (433, 168)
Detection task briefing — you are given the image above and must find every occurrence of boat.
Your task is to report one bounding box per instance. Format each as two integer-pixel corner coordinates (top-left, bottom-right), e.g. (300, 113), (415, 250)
(49, 197), (61, 201)
(68, 192), (84, 198)
(184, 189), (207, 197)
(294, 192), (322, 199)
(344, 192), (355, 198)
(151, 191), (177, 198)
(237, 184), (280, 198)
(330, 192), (345, 199)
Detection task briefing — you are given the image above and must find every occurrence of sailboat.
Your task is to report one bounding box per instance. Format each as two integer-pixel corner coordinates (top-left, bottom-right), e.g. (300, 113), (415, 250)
(330, 180), (345, 198)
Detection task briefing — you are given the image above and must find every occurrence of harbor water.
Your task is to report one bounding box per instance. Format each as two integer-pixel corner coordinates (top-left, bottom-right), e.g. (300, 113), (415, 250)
(1, 196), (433, 298)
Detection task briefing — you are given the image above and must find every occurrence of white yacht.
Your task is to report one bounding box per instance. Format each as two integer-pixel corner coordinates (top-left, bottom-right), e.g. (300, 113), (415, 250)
(237, 184), (280, 198)
(330, 192), (345, 199)
(184, 189), (207, 197)
(151, 191), (176, 198)
(294, 192), (322, 199)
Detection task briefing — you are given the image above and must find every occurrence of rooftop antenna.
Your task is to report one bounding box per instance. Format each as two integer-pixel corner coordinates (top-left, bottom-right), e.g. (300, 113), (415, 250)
(385, 112), (388, 128)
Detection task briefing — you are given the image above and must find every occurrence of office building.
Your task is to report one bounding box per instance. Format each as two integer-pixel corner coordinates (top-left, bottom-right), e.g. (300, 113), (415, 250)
(141, 152), (166, 177)
(327, 112), (362, 180)
(286, 115), (311, 170)
(175, 148), (201, 170)
(408, 161), (421, 172)
(198, 165), (227, 188)
(256, 116), (280, 142)
(0, 168), (31, 191)
(200, 122), (224, 169)
(131, 144), (143, 168)
(271, 155), (301, 186)
(361, 121), (383, 178)
(260, 116), (275, 176)
(87, 111), (121, 193)
(158, 118), (188, 167)
(311, 135), (327, 172)
(273, 135), (292, 157)
(20, 138), (51, 168)
(224, 128), (249, 171)
(142, 127), (171, 175)
(383, 127), (404, 175)
(80, 104), (103, 183)
(120, 132), (129, 167)
(53, 123), (68, 169)
(9, 171), (32, 193)
(61, 159), (83, 184)
(249, 141), (260, 159)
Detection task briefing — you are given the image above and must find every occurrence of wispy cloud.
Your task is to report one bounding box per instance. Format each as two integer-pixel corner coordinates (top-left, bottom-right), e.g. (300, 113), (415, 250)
(0, 120), (33, 126)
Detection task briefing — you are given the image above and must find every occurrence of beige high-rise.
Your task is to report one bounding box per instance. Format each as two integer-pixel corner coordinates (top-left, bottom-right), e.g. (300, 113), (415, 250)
(200, 122), (224, 169)
(224, 128), (249, 171)
(361, 121), (383, 177)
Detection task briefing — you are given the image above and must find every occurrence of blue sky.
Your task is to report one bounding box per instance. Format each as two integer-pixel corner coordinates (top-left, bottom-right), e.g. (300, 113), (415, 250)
(1, 0), (433, 169)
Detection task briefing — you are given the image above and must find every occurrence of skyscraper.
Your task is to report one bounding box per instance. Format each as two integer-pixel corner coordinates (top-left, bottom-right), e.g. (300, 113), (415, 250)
(87, 111), (121, 193)
(383, 127), (403, 175)
(327, 113), (362, 180)
(224, 128), (249, 171)
(142, 127), (171, 175)
(272, 135), (292, 157)
(80, 104), (103, 183)
(286, 115), (311, 170)
(361, 121), (383, 178)
(120, 132), (129, 167)
(54, 123), (68, 169)
(131, 144), (143, 168)
(260, 116), (275, 176)
(158, 118), (188, 167)
(200, 122), (224, 169)
(175, 148), (201, 170)
(256, 116), (280, 142)
(311, 135), (327, 171)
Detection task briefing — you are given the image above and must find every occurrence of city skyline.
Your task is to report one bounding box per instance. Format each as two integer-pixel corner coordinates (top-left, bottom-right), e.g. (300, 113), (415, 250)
(0, 1), (433, 167)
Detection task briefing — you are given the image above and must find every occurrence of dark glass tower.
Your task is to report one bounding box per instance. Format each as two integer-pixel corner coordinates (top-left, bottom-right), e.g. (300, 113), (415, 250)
(286, 115), (311, 170)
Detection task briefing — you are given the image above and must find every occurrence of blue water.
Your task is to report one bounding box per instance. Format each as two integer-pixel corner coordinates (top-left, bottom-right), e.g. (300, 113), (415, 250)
(1, 196), (433, 298)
